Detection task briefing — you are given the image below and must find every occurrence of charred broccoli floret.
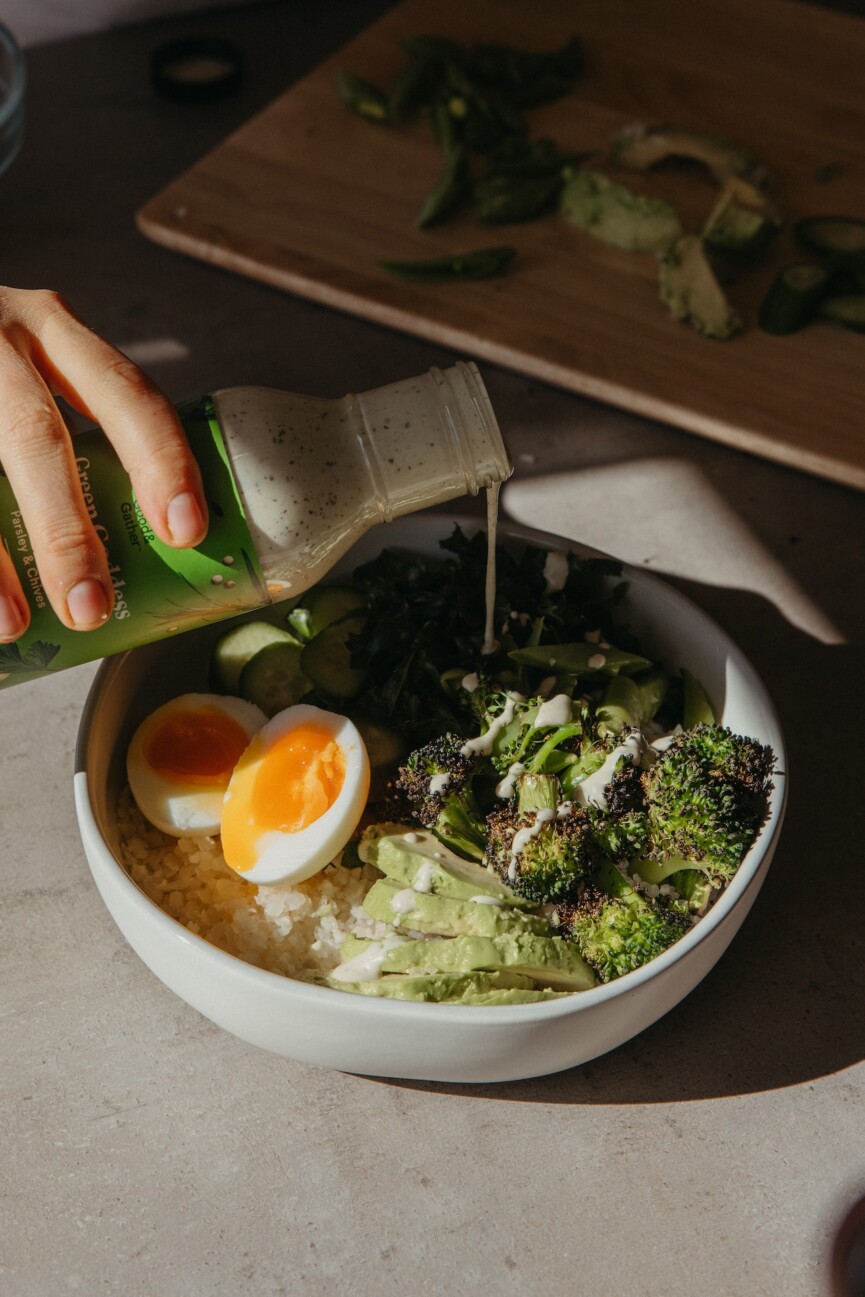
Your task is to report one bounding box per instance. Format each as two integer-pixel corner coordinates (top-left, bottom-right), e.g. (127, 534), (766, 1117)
(485, 772), (602, 904)
(393, 733), (487, 861)
(604, 759), (645, 815)
(642, 723), (775, 881)
(553, 858), (688, 982)
(592, 759), (651, 859)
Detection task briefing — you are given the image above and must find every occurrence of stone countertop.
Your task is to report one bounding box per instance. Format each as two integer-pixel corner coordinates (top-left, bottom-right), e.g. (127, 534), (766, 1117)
(2, 4), (864, 1294)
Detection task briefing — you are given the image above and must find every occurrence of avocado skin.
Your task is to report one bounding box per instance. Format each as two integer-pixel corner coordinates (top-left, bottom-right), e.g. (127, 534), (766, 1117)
(610, 123), (769, 188)
(363, 878), (549, 938)
(360, 826), (531, 907)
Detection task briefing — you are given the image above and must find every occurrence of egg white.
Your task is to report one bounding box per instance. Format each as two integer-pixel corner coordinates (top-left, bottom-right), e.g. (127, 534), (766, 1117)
(127, 693), (267, 837)
(221, 703), (370, 886)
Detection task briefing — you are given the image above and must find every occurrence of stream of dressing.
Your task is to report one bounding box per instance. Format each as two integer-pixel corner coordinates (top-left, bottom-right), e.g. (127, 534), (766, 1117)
(481, 481), (501, 657)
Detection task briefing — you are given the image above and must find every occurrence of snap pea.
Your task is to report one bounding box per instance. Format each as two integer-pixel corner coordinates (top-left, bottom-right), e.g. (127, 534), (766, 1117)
(378, 245), (517, 282)
(474, 171), (564, 224)
(387, 57), (431, 125)
(440, 59), (527, 154)
(460, 97), (523, 155)
(442, 57), (477, 101)
(416, 143), (471, 229)
(429, 96), (459, 153)
(339, 30), (586, 263)
(336, 69), (390, 123)
(509, 642), (652, 675)
(478, 94), (522, 145)
(446, 93), (469, 123)
(597, 672), (668, 733)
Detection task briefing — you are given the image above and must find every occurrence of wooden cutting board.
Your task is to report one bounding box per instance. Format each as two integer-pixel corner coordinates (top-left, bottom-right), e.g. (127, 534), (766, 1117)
(137, 0), (865, 491)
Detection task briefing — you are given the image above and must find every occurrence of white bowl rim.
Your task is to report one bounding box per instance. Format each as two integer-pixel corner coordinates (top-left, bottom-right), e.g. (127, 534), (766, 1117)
(76, 514), (788, 1027)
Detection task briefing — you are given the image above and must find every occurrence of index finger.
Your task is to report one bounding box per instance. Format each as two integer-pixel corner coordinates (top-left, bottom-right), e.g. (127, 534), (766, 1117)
(0, 335), (116, 631)
(26, 291), (208, 549)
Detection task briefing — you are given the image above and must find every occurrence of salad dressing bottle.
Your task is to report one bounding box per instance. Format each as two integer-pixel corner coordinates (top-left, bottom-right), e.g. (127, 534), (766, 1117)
(0, 362), (511, 689)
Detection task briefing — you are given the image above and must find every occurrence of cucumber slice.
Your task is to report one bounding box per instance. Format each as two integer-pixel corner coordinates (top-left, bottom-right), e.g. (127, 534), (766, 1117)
(285, 587), (366, 641)
(758, 262), (832, 335)
(211, 620), (303, 695)
(305, 585), (366, 635)
(238, 641), (310, 716)
(818, 293), (865, 332)
(301, 614), (367, 698)
(794, 216), (865, 268)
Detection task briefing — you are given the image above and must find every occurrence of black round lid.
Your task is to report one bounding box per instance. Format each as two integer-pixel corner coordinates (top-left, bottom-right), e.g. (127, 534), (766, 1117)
(151, 36), (243, 103)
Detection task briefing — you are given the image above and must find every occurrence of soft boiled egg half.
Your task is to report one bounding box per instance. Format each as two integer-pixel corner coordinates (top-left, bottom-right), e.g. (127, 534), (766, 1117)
(127, 693), (267, 837)
(220, 704), (370, 886)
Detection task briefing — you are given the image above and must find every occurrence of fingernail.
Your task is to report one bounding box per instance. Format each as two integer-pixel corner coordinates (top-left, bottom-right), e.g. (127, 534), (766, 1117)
(167, 491), (205, 546)
(0, 594), (26, 640)
(67, 579), (110, 629)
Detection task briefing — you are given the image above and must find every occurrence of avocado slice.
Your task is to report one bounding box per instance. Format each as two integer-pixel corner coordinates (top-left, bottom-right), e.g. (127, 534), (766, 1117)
(339, 933), (386, 963)
(324, 970), (568, 1004)
(210, 619), (303, 695)
(329, 932), (415, 983)
(359, 825), (532, 908)
(560, 168), (681, 252)
(375, 932), (597, 991)
(362, 878), (549, 938)
(610, 123), (769, 188)
(658, 235), (742, 339)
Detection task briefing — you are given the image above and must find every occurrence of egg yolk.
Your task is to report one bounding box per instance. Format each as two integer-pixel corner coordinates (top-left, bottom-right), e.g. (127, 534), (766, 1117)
(143, 707), (251, 787)
(222, 723), (347, 872)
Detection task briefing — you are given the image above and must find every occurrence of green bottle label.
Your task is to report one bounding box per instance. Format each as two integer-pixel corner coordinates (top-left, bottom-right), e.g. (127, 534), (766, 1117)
(0, 397), (269, 688)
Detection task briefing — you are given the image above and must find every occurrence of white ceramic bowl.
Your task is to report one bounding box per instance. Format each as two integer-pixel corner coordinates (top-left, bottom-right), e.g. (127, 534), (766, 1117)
(75, 514), (787, 1083)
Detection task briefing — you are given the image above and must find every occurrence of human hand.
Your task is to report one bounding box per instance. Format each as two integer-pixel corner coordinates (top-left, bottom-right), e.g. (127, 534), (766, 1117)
(0, 287), (207, 643)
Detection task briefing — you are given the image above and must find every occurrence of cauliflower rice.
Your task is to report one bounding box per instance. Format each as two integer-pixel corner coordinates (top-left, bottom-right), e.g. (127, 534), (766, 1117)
(116, 787), (388, 978)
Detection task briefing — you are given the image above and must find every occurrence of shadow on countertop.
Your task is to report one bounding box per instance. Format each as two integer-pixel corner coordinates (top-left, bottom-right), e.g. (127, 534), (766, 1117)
(377, 569), (865, 1105)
